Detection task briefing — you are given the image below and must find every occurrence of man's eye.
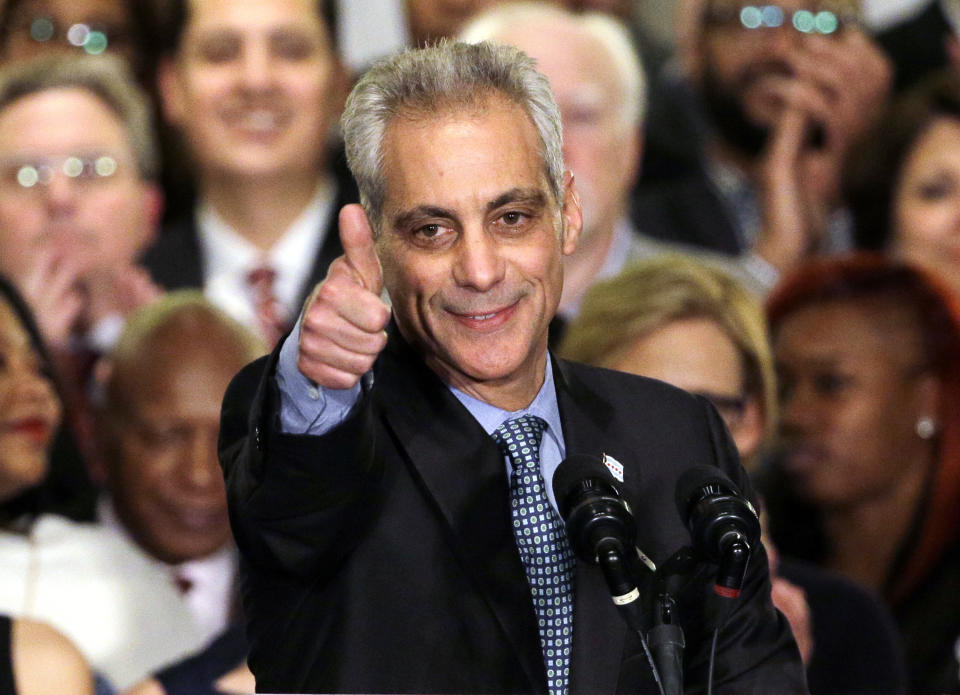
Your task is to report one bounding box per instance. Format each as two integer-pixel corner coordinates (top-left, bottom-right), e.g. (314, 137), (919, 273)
(416, 224), (441, 238)
(137, 425), (184, 448)
(410, 223), (454, 247)
(197, 36), (240, 62)
(271, 34), (316, 60)
(502, 211), (527, 225)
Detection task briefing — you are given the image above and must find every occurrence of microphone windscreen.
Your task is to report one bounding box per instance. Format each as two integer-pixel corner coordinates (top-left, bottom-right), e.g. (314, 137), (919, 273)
(551, 454), (616, 510)
(674, 465), (739, 522)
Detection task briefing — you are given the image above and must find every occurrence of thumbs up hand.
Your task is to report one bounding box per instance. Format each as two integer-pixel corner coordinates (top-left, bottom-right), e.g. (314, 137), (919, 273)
(297, 204), (391, 389)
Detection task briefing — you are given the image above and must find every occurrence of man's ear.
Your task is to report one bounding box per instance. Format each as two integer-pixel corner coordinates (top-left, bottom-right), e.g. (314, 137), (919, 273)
(560, 171), (583, 256)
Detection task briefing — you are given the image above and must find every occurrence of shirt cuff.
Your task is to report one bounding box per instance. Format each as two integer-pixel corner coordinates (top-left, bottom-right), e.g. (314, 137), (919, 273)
(276, 314), (361, 435)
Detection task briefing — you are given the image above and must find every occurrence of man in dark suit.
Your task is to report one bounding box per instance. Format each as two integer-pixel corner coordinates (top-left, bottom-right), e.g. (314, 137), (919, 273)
(144, 0), (354, 347)
(219, 40), (807, 694)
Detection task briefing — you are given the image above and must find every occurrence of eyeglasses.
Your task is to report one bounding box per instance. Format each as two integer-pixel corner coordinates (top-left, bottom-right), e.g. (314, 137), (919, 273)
(704, 5), (858, 35)
(11, 15), (130, 55)
(0, 154), (124, 192)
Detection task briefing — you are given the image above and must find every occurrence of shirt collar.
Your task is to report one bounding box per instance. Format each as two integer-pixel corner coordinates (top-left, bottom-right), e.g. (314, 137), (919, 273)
(449, 354), (565, 456)
(196, 178), (335, 310)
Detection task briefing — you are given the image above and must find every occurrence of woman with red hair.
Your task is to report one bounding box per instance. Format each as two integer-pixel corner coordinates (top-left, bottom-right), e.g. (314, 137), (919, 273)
(760, 253), (960, 694)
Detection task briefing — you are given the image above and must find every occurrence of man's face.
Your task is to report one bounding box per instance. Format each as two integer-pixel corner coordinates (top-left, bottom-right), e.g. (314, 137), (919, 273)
(377, 96), (581, 403)
(161, 0), (339, 181)
(2, 0), (137, 67)
(406, 0), (499, 45)
(488, 22), (640, 239)
(0, 87), (156, 284)
(106, 339), (237, 564)
(696, 0), (811, 153)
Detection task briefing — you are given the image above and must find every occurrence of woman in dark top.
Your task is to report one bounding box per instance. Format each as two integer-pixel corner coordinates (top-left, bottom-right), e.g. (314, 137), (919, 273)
(762, 253), (960, 693)
(560, 255), (908, 694)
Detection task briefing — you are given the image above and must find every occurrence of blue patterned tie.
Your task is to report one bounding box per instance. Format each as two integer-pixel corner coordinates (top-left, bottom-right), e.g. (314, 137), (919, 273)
(492, 415), (575, 695)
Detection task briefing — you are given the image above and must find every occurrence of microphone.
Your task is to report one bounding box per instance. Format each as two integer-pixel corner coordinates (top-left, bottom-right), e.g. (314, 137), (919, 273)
(554, 455), (681, 695)
(552, 454), (642, 610)
(674, 465), (760, 599)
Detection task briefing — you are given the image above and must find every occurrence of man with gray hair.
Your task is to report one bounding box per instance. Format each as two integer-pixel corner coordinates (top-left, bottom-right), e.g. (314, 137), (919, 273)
(0, 53), (161, 356)
(220, 40), (806, 694)
(460, 2), (657, 333)
(0, 53), (162, 463)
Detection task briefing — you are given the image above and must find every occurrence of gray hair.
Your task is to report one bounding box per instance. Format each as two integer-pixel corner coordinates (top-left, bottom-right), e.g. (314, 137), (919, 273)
(459, 2), (647, 127)
(341, 40), (564, 233)
(0, 54), (158, 180)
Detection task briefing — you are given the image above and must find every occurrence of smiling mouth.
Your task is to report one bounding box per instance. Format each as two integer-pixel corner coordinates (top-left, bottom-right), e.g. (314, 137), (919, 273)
(449, 302), (518, 331)
(223, 107), (290, 135)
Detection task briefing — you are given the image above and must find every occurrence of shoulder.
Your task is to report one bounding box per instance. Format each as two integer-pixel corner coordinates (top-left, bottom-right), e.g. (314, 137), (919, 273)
(555, 358), (730, 466)
(557, 358), (705, 416)
(12, 618), (93, 695)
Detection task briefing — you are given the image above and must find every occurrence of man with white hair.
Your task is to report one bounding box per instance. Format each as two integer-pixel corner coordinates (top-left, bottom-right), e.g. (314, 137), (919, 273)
(461, 3), (656, 325)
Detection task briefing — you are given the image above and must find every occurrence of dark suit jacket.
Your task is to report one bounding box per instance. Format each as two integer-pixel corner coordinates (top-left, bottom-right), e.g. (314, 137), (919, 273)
(632, 173), (744, 256)
(142, 176), (357, 325)
(219, 329), (807, 694)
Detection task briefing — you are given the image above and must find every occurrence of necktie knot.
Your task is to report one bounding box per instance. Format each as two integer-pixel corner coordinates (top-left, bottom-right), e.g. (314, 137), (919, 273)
(245, 263), (288, 347)
(492, 414), (547, 472)
(173, 569), (193, 595)
(246, 265), (278, 294)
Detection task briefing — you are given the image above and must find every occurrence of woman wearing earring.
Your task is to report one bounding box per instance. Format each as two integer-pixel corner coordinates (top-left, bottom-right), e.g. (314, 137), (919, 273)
(761, 253), (960, 694)
(558, 254), (908, 694)
(0, 275), (94, 694)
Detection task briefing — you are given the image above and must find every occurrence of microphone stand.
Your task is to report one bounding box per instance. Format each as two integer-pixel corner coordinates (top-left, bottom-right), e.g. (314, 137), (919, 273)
(646, 548), (696, 695)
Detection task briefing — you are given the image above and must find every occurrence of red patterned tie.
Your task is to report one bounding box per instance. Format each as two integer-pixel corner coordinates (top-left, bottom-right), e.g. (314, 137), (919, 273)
(246, 265), (288, 348)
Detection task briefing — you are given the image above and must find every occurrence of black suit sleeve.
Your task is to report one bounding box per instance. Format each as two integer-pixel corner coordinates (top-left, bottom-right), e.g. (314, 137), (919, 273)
(218, 348), (381, 579)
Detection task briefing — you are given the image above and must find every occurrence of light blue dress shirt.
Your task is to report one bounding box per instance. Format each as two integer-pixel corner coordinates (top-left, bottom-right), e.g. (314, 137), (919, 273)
(275, 314), (567, 512)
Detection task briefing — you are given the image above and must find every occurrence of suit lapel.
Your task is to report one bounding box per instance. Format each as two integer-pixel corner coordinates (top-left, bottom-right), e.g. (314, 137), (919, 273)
(375, 334), (548, 693)
(554, 359), (628, 695)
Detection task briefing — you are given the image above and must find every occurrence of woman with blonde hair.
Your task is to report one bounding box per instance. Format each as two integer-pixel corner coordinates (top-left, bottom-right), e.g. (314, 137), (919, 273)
(560, 254), (775, 464)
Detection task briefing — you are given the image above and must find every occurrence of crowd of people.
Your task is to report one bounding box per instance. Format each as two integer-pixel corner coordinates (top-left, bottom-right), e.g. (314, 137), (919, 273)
(0, 0), (957, 693)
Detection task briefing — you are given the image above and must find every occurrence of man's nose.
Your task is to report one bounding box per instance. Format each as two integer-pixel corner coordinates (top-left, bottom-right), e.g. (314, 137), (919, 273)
(239, 44), (274, 91)
(761, 21), (805, 56)
(181, 428), (222, 490)
(452, 227), (504, 291)
(41, 170), (80, 211)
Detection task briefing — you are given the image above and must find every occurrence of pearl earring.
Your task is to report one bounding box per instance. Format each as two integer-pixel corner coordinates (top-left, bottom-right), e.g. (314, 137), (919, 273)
(916, 416), (938, 440)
